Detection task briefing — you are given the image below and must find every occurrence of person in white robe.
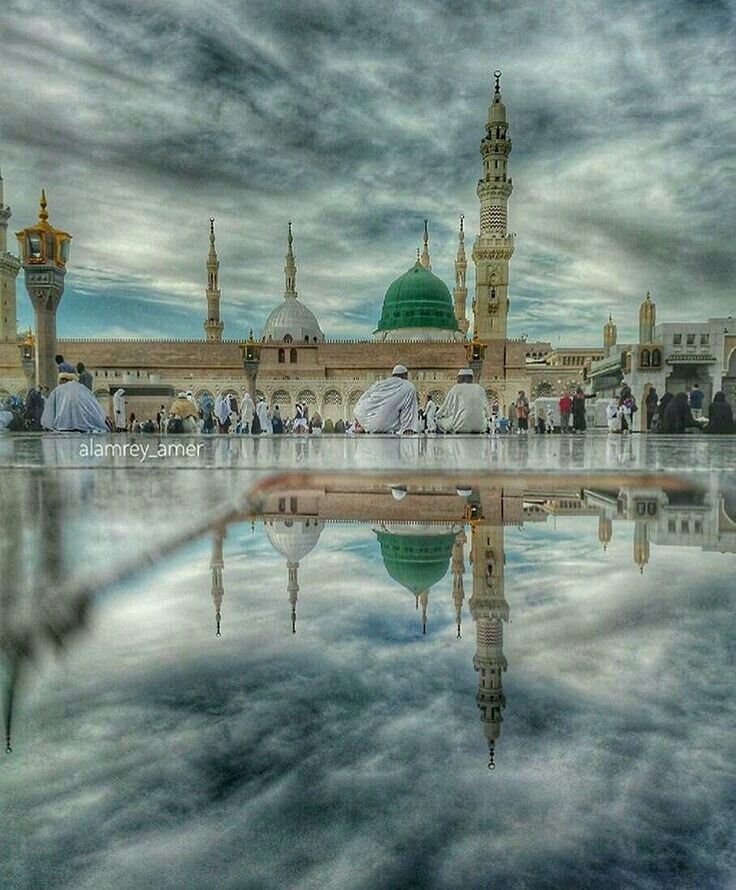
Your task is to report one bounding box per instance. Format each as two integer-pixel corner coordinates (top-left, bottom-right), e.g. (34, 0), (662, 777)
(435, 369), (492, 434)
(425, 395), (437, 433)
(41, 368), (108, 433)
(112, 388), (126, 431)
(240, 392), (255, 433)
(256, 398), (272, 434)
(354, 365), (419, 434)
(215, 394), (230, 432)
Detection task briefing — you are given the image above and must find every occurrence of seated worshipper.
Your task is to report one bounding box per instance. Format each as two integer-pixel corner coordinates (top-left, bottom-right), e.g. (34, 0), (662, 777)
(704, 391), (735, 434)
(661, 391), (702, 434)
(41, 366), (108, 433)
(334, 418), (346, 434)
(76, 362), (94, 391)
(311, 412), (323, 435)
(354, 365), (419, 434)
(424, 394), (437, 433)
(24, 385), (45, 431)
(292, 403), (309, 434)
(435, 369), (491, 434)
(170, 392), (200, 433)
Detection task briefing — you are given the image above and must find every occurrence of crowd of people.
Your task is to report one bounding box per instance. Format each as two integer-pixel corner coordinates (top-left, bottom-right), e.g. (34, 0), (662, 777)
(1, 356), (734, 436)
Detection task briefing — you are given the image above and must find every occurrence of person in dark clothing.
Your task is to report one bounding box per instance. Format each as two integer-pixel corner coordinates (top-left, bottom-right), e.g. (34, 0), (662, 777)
(704, 391), (735, 434)
(661, 391), (701, 434)
(572, 388), (588, 432)
(271, 405), (284, 434)
(76, 362), (94, 390)
(655, 392), (673, 430)
(24, 386), (45, 431)
(645, 386), (658, 430)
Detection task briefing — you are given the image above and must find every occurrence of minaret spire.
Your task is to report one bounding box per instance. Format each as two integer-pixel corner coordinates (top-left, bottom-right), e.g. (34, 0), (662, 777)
(452, 529), (467, 638)
(471, 69), (515, 342)
(284, 220), (298, 299)
(203, 218), (224, 342)
(210, 526), (225, 636)
(0, 166), (20, 342)
(639, 290), (656, 343)
(287, 561), (299, 633)
(453, 214), (469, 336)
(419, 218), (432, 271)
(419, 590), (429, 635)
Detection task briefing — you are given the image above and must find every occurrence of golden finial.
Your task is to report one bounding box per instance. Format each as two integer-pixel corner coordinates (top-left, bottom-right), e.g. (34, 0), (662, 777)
(248, 327), (254, 342)
(39, 189), (48, 223)
(494, 69), (502, 95)
(459, 212), (465, 234)
(287, 220), (293, 246)
(423, 218), (429, 244)
(416, 247), (421, 262)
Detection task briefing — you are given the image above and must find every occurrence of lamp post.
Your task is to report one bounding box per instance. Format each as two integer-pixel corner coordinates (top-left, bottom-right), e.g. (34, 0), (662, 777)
(466, 329), (486, 383)
(239, 329), (261, 402)
(15, 191), (71, 391)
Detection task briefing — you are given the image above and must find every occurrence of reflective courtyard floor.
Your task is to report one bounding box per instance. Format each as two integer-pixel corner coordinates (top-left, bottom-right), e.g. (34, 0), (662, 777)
(1, 434), (735, 889)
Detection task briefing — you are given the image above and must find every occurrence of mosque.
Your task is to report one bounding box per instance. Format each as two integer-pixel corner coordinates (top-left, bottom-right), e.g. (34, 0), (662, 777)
(0, 74), (603, 421)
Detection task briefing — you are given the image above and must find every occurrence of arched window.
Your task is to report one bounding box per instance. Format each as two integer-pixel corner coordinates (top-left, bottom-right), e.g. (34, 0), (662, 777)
(283, 334), (293, 343)
(290, 348), (297, 363)
(304, 334), (310, 342)
(278, 348), (285, 364)
(641, 349), (650, 367)
(651, 349), (661, 367)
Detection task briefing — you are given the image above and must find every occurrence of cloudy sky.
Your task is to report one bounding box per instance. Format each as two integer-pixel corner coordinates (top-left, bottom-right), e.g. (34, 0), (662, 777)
(3, 504), (735, 888)
(1, 0), (735, 345)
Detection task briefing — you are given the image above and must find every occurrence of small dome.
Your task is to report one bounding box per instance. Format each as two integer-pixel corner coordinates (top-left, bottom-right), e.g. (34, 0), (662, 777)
(265, 519), (324, 563)
(263, 298), (324, 342)
(376, 527), (455, 595)
(375, 262), (460, 338)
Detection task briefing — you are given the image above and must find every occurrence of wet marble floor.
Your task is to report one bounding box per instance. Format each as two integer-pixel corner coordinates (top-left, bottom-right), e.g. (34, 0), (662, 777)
(1, 435), (735, 888)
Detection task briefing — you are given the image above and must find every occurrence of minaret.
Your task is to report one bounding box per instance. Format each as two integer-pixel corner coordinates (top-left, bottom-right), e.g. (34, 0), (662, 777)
(603, 314), (617, 357)
(0, 168), (20, 342)
(453, 215), (469, 336)
(210, 527), (225, 636)
(469, 519), (509, 769)
(633, 520), (649, 574)
(287, 561), (299, 633)
(418, 589), (429, 634)
(451, 528), (467, 638)
(284, 220), (297, 298)
(419, 218), (432, 271)
(472, 70), (514, 342)
(204, 218), (224, 342)
(639, 290), (656, 343)
(598, 514), (613, 551)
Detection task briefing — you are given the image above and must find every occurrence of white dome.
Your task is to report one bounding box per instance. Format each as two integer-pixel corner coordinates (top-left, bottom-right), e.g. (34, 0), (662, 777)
(263, 297), (324, 342)
(265, 519), (324, 563)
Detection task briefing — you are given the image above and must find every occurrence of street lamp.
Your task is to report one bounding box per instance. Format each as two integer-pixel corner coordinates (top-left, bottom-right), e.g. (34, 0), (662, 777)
(15, 191), (71, 391)
(239, 328), (261, 402)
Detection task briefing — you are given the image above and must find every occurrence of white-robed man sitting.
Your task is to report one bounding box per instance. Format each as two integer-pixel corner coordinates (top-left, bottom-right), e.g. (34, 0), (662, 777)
(354, 365), (419, 434)
(41, 364), (108, 433)
(435, 369), (491, 434)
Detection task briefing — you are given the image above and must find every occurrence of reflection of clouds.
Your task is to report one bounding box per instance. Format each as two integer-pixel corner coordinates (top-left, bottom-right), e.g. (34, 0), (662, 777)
(3, 514), (735, 887)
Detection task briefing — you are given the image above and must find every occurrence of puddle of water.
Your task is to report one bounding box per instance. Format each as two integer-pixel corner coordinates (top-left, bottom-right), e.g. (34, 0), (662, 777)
(1, 467), (735, 887)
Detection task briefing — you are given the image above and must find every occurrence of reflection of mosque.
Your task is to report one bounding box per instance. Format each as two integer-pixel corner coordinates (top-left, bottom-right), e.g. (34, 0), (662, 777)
(4, 476), (734, 764)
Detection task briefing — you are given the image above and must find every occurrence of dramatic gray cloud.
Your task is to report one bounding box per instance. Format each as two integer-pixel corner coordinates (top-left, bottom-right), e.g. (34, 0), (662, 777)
(1, 0), (735, 343)
(2, 512), (735, 888)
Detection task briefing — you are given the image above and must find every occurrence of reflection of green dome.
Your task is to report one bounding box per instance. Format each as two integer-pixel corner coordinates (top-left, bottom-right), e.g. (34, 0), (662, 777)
(375, 262), (460, 333)
(376, 531), (455, 594)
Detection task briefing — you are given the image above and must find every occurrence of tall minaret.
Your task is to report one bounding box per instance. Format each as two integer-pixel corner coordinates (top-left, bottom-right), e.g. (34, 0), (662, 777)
(0, 168), (20, 342)
(210, 527), (225, 636)
(287, 561), (299, 633)
(451, 528), (467, 638)
(603, 314), (618, 356)
(453, 215), (469, 336)
(639, 290), (656, 343)
(284, 220), (297, 298)
(419, 218), (432, 271)
(472, 70), (514, 342)
(204, 218), (224, 342)
(469, 518), (509, 769)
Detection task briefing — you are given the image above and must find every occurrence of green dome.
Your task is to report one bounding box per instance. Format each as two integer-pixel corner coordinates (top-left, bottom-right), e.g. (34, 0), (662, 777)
(376, 531), (455, 595)
(375, 262), (460, 333)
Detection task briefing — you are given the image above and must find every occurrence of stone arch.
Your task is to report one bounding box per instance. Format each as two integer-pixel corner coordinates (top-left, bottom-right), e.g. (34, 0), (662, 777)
(427, 388), (446, 404)
(271, 389), (293, 415)
(485, 388), (500, 405)
(194, 388), (214, 402)
(322, 389), (344, 421)
(297, 389), (318, 409)
(534, 381), (554, 398)
(347, 390), (364, 418)
(255, 389), (266, 403)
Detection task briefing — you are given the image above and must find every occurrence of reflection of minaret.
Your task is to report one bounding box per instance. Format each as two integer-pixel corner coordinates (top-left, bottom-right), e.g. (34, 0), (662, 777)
(287, 561), (299, 633)
(452, 529), (467, 638)
(633, 520), (649, 573)
(598, 514), (613, 551)
(210, 526), (225, 636)
(469, 518), (509, 769)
